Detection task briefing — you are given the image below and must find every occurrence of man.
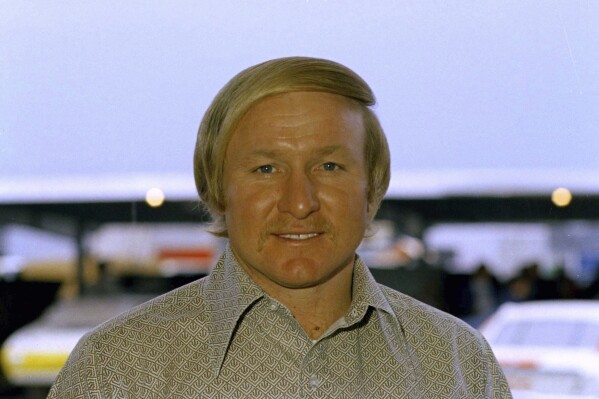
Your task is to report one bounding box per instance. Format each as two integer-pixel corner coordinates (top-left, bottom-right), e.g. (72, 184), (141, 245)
(49, 57), (512, 398)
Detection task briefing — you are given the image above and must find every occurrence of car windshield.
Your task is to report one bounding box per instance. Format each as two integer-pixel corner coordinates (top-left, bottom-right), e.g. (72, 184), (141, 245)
(495, 320), (599, 348)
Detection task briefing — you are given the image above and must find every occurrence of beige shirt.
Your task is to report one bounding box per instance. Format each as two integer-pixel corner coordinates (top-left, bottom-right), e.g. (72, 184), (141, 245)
(48, 245), (512, 398)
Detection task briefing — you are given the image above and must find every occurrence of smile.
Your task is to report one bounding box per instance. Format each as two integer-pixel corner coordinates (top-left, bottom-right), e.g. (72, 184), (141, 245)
(277, 233), (320, 240)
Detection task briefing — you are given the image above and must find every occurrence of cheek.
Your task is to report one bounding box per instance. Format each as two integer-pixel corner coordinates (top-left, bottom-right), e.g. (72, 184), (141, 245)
(321, 185), (369, 220)
(225, 185), (278, 228)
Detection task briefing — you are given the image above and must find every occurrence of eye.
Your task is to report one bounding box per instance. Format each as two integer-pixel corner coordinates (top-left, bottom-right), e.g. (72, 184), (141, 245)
(256, 164), (274, 174)
(322, 162), (339, 171)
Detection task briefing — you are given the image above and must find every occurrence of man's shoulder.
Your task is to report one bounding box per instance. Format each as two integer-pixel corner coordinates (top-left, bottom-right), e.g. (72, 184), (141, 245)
(85, 275), (213, 345)
(377, 283), (482, 341)
(374, 286), (511, 397)
(378, 283), (451, 317)
(48, 276), (218, 398)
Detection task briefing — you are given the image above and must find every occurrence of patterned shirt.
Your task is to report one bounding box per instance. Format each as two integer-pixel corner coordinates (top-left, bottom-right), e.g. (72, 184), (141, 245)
(48, 245), (512, 398)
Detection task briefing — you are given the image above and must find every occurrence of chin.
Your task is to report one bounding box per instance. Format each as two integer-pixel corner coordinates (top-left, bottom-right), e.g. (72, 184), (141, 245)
(275, 258), (344, 285)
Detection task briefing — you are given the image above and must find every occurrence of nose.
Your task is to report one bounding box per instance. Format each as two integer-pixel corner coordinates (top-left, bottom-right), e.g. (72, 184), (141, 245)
(277, 170), (320, 219)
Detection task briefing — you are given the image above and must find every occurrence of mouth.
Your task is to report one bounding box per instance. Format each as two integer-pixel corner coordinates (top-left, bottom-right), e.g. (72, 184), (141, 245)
(275, 233), (321, 241)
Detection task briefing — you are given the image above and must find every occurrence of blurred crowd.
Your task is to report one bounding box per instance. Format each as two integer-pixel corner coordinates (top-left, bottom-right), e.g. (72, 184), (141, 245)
(457, 263), (598, 327)
(371, 260), (598, 328)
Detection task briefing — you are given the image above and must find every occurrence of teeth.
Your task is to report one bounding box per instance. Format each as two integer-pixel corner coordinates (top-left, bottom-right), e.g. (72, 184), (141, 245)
(279, 233), (319, 240)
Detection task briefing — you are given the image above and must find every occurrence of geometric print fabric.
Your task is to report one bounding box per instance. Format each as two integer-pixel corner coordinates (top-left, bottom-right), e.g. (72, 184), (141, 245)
(48, 245), (512, 398)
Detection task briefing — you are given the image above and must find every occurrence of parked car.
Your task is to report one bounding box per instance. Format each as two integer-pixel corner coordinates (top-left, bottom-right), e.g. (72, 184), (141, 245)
(1, 294), (151, 388)
(480, 300), (599, 398)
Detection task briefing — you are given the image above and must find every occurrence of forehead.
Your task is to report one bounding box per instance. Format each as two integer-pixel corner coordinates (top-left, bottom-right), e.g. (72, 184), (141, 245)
(229, 91), (365, 145)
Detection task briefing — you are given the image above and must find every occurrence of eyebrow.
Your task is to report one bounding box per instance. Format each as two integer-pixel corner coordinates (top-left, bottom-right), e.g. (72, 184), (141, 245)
(316, 145), (345, 156)
(244, 149), (280, 159)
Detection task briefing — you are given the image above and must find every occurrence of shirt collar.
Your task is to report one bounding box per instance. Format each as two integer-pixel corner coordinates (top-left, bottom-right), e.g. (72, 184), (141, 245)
(204, 244), (395, 377)
(347, 254), (395, 323)
(204, 245), (265, 377)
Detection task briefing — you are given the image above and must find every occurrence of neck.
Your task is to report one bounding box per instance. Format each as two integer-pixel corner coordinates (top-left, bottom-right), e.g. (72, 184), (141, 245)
(276, 270), (353, 339)
(243, 258), (355, 340)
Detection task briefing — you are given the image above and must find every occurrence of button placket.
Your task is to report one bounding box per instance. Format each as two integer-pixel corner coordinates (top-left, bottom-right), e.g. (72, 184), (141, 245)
(300, 341), (324, 395)
(308, 374), (320, 390)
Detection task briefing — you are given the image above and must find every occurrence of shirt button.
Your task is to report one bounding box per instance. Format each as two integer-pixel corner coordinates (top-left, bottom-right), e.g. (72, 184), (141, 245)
(309, 374), (319, 390)
(269, 301), (278, 311)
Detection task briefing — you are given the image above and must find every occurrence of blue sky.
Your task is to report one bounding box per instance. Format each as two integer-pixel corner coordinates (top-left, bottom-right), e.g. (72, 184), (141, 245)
(1, 1), (598, 183)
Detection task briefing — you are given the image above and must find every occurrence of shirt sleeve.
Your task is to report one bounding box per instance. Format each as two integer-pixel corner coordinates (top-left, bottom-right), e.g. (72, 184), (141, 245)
(479, 332), (513, 398)
(47, 333), (105, 399)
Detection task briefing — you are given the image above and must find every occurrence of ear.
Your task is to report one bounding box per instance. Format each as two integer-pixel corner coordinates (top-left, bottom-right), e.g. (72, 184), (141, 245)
(365, 192), (378, 221)
(364, 220), (379, 239)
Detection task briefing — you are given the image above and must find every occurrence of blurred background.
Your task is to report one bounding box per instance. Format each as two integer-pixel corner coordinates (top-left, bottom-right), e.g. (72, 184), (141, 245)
(1, 1), (598, 398)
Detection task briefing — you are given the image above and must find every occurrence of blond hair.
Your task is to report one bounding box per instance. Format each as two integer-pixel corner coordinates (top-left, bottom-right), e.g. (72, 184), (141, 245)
(194, 56), (390, 236)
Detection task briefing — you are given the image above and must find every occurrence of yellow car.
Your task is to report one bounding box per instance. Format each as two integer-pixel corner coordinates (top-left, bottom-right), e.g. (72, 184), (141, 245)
(1, 294), (150, 387)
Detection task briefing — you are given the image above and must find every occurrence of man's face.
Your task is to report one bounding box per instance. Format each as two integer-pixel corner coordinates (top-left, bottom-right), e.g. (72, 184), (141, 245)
(223, 91), (370, 292)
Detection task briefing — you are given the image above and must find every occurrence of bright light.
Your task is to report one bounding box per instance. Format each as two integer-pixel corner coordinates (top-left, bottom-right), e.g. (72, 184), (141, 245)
(551, 187), (572, 207)
(145, 187), (165, 207)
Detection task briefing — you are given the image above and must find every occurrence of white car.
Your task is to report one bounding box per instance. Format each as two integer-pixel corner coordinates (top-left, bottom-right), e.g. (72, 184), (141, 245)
(480, 300), (599, 398)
